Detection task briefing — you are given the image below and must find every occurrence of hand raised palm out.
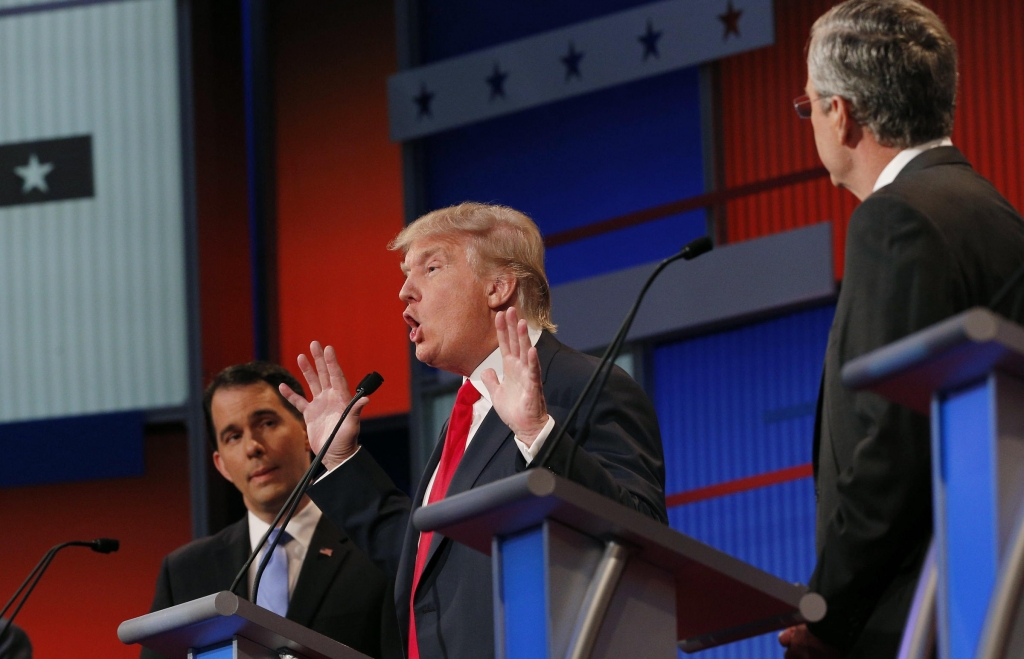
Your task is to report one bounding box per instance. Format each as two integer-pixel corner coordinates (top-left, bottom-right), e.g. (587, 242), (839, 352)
(481, 307), (550, 446)
(279, 341), (369, 469)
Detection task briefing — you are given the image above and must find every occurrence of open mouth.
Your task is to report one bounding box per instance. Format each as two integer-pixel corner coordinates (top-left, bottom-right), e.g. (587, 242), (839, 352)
(404, 312), (421, 342)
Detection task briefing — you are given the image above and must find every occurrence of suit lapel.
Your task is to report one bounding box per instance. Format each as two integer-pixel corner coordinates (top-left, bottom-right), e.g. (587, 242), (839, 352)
(287, 515), (352, 626)
(221, 517), (254, 599)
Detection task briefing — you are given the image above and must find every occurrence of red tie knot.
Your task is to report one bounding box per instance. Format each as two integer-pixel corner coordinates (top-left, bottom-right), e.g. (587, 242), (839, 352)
(456, 380), (482, 408)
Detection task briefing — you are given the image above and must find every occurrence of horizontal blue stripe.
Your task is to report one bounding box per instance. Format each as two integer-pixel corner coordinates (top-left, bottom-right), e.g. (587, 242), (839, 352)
(0, 410), (145, 487)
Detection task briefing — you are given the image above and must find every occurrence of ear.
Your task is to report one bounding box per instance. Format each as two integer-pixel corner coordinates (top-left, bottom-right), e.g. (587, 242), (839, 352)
(486, 273), (517, 310)
(211, 451), (233, 483)
(832, 96), (862, 147)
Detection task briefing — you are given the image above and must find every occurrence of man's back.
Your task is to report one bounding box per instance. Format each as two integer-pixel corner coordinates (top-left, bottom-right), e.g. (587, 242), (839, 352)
(812, 146), (1024, 656)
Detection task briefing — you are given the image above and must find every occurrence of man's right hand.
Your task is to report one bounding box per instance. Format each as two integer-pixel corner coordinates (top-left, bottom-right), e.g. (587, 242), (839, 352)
(280, 341), (369, 470)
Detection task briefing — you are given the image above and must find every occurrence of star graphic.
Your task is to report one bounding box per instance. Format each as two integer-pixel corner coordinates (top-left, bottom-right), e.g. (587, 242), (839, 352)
(14, 153), (55, 194)
(719, 1), (743, 40)
(638, 20), (662, 61)
(414, 84), (434, 119)
(561, 42), (584, 81)
(486, 62), (508, 100)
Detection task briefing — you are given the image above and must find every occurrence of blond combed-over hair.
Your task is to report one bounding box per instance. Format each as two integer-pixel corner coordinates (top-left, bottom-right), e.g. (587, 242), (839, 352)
(389, 202), (556, 332)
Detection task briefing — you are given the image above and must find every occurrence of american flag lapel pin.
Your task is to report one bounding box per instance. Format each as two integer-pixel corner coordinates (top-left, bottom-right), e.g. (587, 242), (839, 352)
(319, 547), (334, 557)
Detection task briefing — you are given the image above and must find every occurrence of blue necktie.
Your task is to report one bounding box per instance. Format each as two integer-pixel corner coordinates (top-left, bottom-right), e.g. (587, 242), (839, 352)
(256, 528), (292, 617)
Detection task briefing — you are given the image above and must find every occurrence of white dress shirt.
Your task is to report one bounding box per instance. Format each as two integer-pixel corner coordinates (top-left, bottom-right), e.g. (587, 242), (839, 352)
(420, 325), (556, 504)
(247, 499), (322, 598)
(872, 137), (953, 193)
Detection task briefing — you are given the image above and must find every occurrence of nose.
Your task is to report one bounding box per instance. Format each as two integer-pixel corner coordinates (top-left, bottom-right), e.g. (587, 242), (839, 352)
(399, 276), (416, 302)
(244, 432), (265, 458)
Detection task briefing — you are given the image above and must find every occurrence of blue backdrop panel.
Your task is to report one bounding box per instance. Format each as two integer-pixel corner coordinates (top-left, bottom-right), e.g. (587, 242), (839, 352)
(421, 0), (663, 63)
(423, 67), (706, 285)
(0, 411), (145, 487)
(654, 304), (834, 657)
(655, 305), (833, 492)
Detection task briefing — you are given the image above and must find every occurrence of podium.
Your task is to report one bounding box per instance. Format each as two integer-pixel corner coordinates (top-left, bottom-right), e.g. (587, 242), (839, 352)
(841, 307), (1024, 659)
(118, 591), (372, 659)
(413, 468), (825, 659)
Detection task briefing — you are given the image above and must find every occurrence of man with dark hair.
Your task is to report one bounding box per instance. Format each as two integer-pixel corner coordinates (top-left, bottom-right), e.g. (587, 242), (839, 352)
(780, 2), (1024, 658)
(142, 362), (401, 659)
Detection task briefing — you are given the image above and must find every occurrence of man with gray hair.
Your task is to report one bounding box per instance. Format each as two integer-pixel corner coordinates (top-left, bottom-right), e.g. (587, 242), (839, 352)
(283, 202), (666, 659)
(780, 2), (1024, 658)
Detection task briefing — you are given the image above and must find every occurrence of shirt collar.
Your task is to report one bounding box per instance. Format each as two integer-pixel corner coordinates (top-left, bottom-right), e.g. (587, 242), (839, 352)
(467, 326), (542, 404)
(247, 498), (321, 554)
(872, 137), (953, 192)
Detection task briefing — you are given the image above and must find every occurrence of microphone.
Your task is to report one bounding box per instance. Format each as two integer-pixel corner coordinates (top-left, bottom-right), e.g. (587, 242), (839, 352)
(0, 539), (119, 642)
(535, 236), (714, 475)
(231, 372), (384, 602)
(91, 538), (120, 554)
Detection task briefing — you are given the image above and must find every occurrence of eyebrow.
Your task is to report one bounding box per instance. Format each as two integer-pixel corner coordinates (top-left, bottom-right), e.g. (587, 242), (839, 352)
(217, 409), (281, 442)
(400, 246), (445, 274)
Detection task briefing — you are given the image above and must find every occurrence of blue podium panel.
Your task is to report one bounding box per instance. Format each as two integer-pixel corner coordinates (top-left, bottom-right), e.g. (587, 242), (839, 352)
(936, 380), (998, 659)
(934, 372), (1024, 659)
(192, 642), (234, 659)
(499, 527), (549, 659)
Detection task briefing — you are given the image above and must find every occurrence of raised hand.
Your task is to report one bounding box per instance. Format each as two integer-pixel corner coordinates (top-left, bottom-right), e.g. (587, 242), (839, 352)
(279, 341), (369, 469)
(481, 307), (549, 446)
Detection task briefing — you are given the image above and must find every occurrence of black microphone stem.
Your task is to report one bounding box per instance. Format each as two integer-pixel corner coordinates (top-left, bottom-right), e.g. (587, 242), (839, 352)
(536, 236), (712, 476)
(0, 539), (118, 643)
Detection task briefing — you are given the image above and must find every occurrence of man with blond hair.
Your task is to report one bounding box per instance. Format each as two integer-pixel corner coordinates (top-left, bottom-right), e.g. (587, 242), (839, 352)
(282, 202), (666, 659)
(780, 1), (1024, 658)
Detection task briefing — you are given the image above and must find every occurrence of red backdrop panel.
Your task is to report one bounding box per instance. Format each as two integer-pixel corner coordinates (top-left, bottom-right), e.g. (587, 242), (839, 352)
(719, 0), (1024, 280)
(0, 427), (191, 657)
(273, 0), (409, 417)
(193, 0), (256, 381)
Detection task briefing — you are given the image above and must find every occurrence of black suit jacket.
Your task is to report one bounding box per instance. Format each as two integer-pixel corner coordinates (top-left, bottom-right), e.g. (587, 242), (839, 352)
(308, 331), (666, 659)
(141, 513), (402, 659)
(808, 147), (1024, 657)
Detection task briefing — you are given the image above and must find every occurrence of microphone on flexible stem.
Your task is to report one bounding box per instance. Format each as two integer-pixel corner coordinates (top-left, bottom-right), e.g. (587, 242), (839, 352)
(535, 236), (714, 477)
(0, 538), (119, 642)
(232, 371), (384, 604)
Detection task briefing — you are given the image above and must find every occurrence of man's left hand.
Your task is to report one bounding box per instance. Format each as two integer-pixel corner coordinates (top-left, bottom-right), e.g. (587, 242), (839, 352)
(482, 307), (549, 446)
(778, 625), (841, 659)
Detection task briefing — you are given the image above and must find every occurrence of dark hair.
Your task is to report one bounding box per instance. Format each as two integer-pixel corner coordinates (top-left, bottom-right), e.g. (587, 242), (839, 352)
(808, 0), (957, 148)
(202, 362), (306, 450)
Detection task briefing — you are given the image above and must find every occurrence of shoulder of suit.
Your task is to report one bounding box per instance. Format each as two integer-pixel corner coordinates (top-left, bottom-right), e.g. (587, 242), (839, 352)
(541, 333), (636, 389)
(163, 517), (246, 567)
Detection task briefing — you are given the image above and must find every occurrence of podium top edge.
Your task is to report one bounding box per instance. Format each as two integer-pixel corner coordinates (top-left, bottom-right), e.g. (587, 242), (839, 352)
(841, 307), (1024, 391)
(413, 470), (807, 607)
(118, 592), (236, 644)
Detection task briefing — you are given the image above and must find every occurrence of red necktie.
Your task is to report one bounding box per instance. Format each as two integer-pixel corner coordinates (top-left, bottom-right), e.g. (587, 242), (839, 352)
(408, 380), (482, 659)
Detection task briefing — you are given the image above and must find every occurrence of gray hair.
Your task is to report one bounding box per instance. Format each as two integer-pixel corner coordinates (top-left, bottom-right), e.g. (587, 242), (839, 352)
(807, 0), (957, 149)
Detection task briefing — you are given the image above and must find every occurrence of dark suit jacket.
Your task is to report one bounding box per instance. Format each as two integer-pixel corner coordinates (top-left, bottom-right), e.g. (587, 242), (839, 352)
(141, 513), (402, 659)
(808, 146), (1024, 657)
(308, 331), (666, 659)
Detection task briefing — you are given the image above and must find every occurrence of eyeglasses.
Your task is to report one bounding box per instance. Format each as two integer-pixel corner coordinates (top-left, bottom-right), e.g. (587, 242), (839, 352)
(793, 94), (831, 119)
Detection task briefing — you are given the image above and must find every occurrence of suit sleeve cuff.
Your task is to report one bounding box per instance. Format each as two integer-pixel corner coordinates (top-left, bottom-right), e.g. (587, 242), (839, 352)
(514, 415), (555, 465)
(314, 445), (361, 484)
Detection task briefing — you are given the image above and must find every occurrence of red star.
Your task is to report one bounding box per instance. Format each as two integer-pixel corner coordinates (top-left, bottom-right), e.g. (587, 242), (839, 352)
(718, 1), (743, 40)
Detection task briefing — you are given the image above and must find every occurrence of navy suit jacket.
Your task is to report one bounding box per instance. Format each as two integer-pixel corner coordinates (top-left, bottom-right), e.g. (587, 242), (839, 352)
(308, 331), (666, 659)
(141, 513), (402, 659)
(809, 147), (1024, 657)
